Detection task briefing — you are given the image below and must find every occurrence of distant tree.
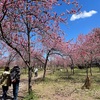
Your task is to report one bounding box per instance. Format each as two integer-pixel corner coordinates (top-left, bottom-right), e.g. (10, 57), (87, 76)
(40, 33), (67, 80)
(76, 28), (100, 89)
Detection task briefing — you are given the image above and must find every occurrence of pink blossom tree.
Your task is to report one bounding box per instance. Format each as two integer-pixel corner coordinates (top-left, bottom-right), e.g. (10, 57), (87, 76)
(40, 32), (67, 80)
(0, 0), (80, 93)
(75, 28), (100, 89)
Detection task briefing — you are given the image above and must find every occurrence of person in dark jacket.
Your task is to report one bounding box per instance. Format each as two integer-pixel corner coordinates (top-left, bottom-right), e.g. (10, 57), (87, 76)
(10, 65), (20, 100)
(0, 66), (11, 100)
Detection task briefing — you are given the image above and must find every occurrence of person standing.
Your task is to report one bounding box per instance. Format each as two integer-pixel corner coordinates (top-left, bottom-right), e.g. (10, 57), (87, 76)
(10, 65), (20, 100)
(34, 68), (38, 77)
(0, 66), (11, 100)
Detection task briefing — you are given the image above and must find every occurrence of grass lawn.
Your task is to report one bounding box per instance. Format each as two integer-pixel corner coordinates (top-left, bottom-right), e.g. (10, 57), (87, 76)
(0, 67), (100, 100)
(30, 67), (100, 100)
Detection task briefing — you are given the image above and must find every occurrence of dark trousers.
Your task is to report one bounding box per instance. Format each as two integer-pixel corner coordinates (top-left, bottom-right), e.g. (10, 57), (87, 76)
(35, 72), (38, 77)
(12, 81), (19, 100)
(2, 86), (8, 99)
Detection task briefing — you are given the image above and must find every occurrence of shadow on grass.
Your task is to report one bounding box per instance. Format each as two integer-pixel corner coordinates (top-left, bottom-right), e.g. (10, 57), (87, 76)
(0, 94), (24, 100)
(57, 76), (84, 84)
(95, 97), (100, 99)
(32, 77), (43, 83)
(33, 77), (56, 84)
(33, 74), (83, 85)
(56, 71), (85, 83)
(90, 74), (100, 84)
(0, 95), (12, 100)
(23, 91), (38, 100)
(95, 80), (100, 83)
(31, 69), (100, 85)
(18, 95), (24, 100)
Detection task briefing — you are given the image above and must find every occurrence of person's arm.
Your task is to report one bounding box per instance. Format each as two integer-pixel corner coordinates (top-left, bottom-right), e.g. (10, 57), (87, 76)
(10, 69), (16, 82)
(0, 73), (7, 84)
(16, 70), (20, 81)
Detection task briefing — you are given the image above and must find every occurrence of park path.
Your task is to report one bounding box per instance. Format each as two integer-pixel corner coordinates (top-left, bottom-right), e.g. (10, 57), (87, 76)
(0, 70), (52, 100)
(0, 74), (41, 100)
(0, 78), (27, 100)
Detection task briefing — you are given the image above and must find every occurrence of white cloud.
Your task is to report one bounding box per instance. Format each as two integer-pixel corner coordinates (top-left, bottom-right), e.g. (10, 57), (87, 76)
(70, 10), (97, 21)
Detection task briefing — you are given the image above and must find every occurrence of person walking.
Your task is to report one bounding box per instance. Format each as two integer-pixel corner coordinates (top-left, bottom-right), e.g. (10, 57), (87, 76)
(0, 66), (11, 100)
(34, 68), (38, 77)
(10, 65), (20, 100)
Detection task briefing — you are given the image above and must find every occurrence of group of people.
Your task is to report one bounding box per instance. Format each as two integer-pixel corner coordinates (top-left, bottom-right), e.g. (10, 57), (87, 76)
(0, 65), (20, 100)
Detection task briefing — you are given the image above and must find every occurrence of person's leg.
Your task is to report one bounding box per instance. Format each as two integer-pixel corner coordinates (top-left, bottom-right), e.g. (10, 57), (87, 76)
(13, 82), (19, 100)
(36, 72), (38, 77)
(13, 83), (17, 100)
(2, 86), (5, 98)
(2, 86), (8, 99)
(5, 86), (8, 97)
(35, 72), (36, 77)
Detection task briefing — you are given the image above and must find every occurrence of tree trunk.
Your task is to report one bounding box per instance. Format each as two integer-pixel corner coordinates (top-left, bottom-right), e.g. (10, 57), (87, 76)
(82, 65), (91, 89)
(81, 76), (91, 89)
(99, 67), (100, 72)
(66, 68), (69, 78)
(69, 55), (74, 75)
(43, 50), (50, 80)
(28, 67), (32, 93)
(71, 67), (74, 75)
(98, 64), (100, 72)
(43, 64), (46, 80)
(90, 64), (92, 76)
(86, 65), (88, 77)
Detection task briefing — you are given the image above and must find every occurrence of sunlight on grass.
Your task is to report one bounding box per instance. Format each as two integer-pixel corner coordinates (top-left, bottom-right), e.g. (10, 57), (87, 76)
(23, 91), (38, 100)
(32, 67), (100, 100)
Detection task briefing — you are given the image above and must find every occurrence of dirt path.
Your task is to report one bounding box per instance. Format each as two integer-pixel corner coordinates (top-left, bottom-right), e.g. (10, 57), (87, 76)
(0, 71), (51, 100)
(1, 70), (100, 100)
(0, 80), (27, 100)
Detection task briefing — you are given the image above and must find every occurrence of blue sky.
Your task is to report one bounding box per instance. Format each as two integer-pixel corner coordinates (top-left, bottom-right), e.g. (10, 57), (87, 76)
(58, 0), (100, 42)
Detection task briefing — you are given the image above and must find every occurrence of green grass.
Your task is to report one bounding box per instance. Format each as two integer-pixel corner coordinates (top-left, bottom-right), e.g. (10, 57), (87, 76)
(1, 67), (100, 100)
(23, 91), (38, 100)
(31, 67), (100, 100)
